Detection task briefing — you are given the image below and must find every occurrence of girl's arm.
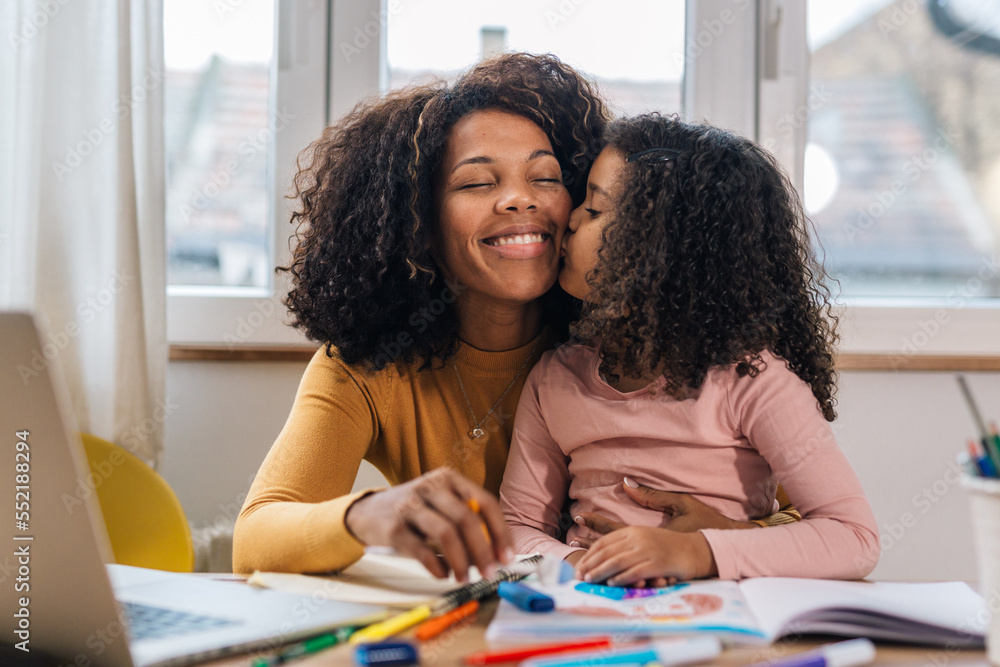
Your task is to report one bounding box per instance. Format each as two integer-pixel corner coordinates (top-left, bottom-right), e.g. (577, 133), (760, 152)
(699, 355), (881, 579)
(499, 365), (585, 561)
(576, 355), (880, 585)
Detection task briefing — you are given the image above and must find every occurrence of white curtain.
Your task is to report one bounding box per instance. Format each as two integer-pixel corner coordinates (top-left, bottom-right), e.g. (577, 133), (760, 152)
(0, 0), (166, 466)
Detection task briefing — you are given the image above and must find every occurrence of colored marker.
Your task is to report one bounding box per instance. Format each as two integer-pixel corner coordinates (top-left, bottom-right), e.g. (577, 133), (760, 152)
(981, 455), (999, 478)
(520, 636), (721, 667)
(349, 604), (432, 644)
(988, 428), (1000, 478)
(956, 375), (1000, 475)
(969, 439), (1000, 478)
(742, 638), (876, 667)
(251, 626), (356, 666)
(463, 637), (614, 665)
(575, 581), (689, 600)
(958, 451), (981, 478)
(497, 581), (555, 612)
(414, 600), (478, 641)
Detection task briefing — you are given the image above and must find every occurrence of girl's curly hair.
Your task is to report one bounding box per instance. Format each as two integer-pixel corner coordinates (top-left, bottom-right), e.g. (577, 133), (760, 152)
(574, 114), (840, 420)
(280, 53), (607, 370)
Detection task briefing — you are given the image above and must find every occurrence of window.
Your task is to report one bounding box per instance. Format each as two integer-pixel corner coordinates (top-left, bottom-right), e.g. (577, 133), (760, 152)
(168, 0), (1000, 357)
(165, 0), (274, 289)
(803, 0), (1000, 300)
(166, 0), (327, 345)
(754, 0), (1000, 356)
(384, 1), (684, 117)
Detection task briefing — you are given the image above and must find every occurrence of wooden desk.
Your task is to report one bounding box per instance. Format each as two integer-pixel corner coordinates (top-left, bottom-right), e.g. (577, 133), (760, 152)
(202, 598), (991, 667)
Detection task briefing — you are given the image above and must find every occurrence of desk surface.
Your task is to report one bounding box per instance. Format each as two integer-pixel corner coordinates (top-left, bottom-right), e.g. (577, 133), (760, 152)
(202, 598), (991, 667)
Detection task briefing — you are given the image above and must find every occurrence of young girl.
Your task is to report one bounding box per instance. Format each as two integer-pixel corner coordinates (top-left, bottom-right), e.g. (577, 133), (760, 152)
(499, 114), (880, 584)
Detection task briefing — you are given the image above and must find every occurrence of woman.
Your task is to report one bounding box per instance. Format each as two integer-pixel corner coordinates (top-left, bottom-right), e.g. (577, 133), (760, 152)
(233, 53), (795, 580)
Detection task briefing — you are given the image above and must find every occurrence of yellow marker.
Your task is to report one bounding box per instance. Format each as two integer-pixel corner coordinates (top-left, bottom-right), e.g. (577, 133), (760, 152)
(348, 604), (432, 644)
(466, 498), (491, 545)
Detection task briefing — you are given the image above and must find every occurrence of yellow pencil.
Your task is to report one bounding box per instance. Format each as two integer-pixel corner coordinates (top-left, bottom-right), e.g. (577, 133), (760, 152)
(348, 604), (433, 644)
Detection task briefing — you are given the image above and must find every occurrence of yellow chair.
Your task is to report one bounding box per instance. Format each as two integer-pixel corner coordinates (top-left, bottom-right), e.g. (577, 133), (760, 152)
(79, 433), (195, 572)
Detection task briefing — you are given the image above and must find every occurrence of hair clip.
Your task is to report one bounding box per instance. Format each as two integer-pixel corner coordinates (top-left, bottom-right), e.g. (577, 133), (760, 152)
(626, 147), (682, 163)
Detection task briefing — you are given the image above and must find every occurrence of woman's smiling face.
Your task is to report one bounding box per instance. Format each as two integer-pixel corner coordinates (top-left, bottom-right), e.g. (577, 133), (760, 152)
(559, 146), (626, 302)
(433, 109), (572, 307)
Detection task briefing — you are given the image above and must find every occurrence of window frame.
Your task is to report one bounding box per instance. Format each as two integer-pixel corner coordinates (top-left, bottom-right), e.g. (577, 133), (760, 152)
(169, 0), (1000, 358)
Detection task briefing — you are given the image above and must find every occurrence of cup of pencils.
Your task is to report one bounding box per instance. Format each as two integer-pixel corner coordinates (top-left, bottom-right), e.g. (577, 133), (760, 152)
(957, 376), (1000, 665)
(961, 474), (1000, 665)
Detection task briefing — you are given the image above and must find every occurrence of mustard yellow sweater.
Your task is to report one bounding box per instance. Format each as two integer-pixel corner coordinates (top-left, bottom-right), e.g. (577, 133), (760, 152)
(233, 333), (551, 574)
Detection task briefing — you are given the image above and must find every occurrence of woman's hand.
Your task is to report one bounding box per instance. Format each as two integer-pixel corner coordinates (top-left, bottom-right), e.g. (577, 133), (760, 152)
(344, 468), (513, 583)
(574, 527), (717, 586)
(572, 478), (757, 546)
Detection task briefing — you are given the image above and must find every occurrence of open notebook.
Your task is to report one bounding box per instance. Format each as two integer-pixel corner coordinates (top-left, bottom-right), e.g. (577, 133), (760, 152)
(486, 577), (988, 647)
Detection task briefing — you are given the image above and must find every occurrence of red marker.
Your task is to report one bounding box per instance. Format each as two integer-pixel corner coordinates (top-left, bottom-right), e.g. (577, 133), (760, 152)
(462, 637), (613, 665)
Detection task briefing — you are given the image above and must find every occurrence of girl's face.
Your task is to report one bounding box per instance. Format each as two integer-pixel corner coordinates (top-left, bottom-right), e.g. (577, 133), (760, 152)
(433, 109), (572, 307)
(559, 147), (625, 302)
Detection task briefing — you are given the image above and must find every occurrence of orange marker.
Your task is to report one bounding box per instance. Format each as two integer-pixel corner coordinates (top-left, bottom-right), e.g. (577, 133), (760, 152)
(414, 600), (479, 641)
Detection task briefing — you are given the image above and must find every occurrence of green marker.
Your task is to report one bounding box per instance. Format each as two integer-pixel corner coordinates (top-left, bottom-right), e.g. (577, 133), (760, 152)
(989, 432), (1000, 478)
(252, 626), (357, 667)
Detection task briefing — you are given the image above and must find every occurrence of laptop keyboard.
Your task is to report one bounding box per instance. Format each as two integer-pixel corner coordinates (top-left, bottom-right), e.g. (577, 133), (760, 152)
(122, 601), (241, 640)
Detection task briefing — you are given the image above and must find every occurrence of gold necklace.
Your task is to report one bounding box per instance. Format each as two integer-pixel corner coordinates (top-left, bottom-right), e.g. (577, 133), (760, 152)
(452, 340), (541, 439)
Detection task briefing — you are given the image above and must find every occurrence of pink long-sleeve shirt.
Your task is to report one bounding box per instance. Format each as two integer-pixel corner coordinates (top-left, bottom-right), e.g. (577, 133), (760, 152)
(499, 344), (880, 580)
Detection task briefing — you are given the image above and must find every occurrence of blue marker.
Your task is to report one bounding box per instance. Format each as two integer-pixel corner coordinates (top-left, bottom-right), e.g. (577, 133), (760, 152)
(575, 581), (689, 600)
(497, 581), (555, 612)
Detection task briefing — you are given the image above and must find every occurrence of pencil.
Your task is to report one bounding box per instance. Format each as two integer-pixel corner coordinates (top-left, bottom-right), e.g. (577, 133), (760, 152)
(348, 554), (542, 645)
(956, 376), (1000, 475)
(956, 375), (989, 439)
(466, 498), (491, 545)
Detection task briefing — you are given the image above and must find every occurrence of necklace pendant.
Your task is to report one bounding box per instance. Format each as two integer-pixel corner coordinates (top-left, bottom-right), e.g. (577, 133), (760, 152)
(469, 427), (485, 439)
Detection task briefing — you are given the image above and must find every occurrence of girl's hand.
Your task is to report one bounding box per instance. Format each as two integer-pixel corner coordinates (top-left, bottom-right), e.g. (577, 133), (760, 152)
(574, 527), (718, 586)
(566, 544), (670, 589)
(344, 468), (513, 583)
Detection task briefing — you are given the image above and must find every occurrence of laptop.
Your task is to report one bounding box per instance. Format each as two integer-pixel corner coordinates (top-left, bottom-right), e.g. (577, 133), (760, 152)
(0, 312), (386, 667)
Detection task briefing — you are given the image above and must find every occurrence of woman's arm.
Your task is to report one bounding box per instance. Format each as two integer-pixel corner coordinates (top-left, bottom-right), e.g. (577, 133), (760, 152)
(234, 349), (512, 579)
(499, 366), (586, 561)
(232, 349), (381, 574)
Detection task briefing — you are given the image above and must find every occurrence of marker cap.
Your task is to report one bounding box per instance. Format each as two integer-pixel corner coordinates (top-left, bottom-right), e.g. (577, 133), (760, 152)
(354, 641), (419, 666)
(822, 638), (876, 667)
(498, 581), (555, 612)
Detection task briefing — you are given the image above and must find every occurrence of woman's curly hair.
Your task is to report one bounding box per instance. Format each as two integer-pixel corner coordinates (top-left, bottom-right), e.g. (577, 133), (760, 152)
(573, 114), (840, 420)
(280, 53), (607, 370)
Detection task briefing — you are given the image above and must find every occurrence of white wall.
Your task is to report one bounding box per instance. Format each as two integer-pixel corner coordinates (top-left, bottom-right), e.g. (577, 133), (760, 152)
(161, 361), (999, 583)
